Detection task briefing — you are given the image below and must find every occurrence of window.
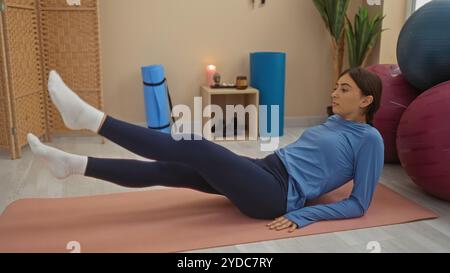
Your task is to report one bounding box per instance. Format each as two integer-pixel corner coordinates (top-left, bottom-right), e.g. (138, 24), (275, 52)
(414, 0), (433, 10)
(407, 0), (433, 18)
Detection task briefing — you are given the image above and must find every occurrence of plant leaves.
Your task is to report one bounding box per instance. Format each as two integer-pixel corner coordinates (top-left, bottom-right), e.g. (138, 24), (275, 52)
(312, 0), (350, 42)
(345, 6), (385, 68)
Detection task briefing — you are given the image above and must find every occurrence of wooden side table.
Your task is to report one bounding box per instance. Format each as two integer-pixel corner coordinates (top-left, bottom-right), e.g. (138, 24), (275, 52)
(201, 86), (259, 141)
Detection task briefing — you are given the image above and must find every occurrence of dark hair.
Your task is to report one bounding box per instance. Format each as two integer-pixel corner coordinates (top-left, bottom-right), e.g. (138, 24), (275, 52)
(338, 67), (382, 127)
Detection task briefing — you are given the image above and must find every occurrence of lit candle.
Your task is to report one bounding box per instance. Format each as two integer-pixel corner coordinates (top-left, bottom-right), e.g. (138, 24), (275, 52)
(206, 65), (217, 87)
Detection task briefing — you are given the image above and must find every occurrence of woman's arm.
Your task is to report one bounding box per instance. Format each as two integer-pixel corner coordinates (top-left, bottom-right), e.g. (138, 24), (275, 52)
(284, 196), (366, 228)
(284, 132), (385, 229)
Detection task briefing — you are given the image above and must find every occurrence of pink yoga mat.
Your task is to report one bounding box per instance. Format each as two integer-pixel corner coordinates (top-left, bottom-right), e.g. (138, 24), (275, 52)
(0, 183), (438, 253)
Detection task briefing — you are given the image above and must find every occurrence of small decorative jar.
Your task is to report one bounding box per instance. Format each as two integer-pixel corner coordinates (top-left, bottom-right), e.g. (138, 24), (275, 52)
(236, 76), (248, 90)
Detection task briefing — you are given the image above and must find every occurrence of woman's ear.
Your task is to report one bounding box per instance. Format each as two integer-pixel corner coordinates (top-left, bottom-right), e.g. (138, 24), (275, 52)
(360, 95), (374, 108)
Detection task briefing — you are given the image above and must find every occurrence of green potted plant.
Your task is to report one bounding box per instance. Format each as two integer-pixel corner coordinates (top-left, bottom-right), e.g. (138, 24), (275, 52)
(345, 6), (385, 68)
(312, 0), (350, 116)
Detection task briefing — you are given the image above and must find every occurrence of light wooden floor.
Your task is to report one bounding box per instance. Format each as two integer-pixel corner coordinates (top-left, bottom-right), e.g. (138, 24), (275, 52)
(0, 125), (449, 253)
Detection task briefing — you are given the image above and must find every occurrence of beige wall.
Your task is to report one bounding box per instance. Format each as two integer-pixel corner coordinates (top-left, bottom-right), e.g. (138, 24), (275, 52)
(99, 0), (388, 123)
(379, 0), (408, 64)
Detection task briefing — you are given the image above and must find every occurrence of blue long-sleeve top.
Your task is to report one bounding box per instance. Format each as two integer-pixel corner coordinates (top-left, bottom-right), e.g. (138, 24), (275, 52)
(275, 114), (385, 228)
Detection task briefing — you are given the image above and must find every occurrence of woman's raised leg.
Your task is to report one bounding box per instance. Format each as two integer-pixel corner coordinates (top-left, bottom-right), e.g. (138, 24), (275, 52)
(27, 134), (221, 195)
(85, 157), (222, 195)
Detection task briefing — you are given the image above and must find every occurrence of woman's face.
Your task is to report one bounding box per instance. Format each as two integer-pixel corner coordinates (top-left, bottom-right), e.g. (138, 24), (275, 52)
(331, 73), (373, 123)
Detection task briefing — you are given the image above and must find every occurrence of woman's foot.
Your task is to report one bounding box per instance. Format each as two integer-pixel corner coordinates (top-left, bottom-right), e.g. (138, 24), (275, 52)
(48, 70), (105, 133)
(27, 133), (88, 179)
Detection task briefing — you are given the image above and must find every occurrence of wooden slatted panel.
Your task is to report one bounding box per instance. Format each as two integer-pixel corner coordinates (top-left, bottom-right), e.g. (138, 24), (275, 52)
(0, 0), (46, 159)
(40, 0), (103, 134)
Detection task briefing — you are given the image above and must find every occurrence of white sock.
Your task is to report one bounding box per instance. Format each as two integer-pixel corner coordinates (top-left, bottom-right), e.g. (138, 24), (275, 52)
(27, 133), (88, 179)
(48, 70), (105, 133)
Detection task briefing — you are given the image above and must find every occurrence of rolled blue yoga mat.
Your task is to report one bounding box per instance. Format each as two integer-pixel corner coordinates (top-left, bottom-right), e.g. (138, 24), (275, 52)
(141, 65), (172, 134)
(250, 52), (286, 137)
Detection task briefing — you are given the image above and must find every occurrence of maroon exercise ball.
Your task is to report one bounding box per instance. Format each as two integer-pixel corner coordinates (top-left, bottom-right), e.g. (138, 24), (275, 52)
(397, 81), (450, 201)
(367, 64), (419, 163)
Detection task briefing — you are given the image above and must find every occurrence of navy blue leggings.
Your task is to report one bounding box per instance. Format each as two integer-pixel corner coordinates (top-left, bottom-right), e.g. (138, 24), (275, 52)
(84, 115), (288, 220)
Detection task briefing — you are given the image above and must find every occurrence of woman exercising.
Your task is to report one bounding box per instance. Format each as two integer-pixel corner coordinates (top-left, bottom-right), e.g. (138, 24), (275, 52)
(27, 68), (384, 233)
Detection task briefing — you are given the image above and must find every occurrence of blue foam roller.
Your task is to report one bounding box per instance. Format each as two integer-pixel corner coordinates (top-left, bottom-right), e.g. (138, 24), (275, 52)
(250, 52), (286, 137)
(141, 65), (171, 134)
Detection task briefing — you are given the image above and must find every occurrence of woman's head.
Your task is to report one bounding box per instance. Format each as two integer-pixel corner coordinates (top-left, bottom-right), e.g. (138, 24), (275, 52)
(331, 67), (382, 126)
